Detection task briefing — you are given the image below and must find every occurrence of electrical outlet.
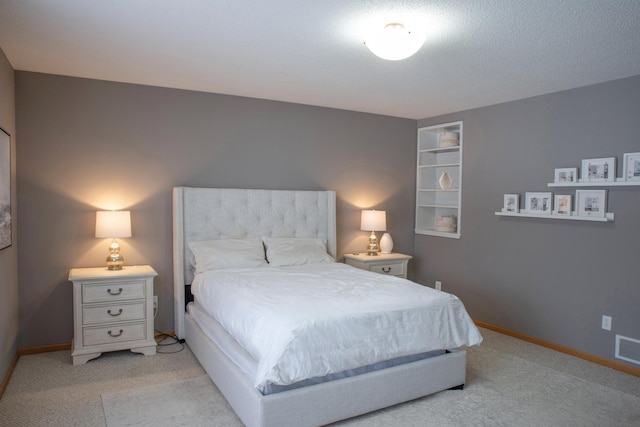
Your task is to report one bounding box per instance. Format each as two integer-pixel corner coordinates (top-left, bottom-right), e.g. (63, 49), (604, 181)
(602, 315), (612, 331)
(435, 281), (442, 291)
(153, 296), (158, 311)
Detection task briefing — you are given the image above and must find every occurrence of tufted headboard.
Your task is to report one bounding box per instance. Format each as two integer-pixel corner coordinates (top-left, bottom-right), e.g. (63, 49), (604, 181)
(172, 187), (337, 338)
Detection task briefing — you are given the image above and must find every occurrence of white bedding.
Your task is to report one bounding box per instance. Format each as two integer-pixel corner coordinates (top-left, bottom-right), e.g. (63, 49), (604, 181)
(191, 262), (482, 390)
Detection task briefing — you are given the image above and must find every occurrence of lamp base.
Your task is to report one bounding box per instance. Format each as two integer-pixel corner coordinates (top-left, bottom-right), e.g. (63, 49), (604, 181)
(106, 239), (124, 270)
(106, 254), (124, 270)
(366, 231), (380, 256)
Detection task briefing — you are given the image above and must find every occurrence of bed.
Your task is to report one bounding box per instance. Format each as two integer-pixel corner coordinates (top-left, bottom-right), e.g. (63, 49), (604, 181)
(173, 187), (481, 427)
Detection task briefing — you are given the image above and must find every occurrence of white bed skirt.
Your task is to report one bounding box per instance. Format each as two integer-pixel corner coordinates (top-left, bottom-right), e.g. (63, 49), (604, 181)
(185, 311), (467, 427)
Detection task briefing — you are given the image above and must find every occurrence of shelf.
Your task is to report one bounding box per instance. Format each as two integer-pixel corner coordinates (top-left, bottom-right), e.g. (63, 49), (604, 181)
(416, 121), (463, 239)
(415, 229), (461, 239)
(418, 163), (460, 168)
(495, 211), (614, 222)
(419, 146), (460, 153)
(548, 179), (640, 187)
(419, 204), (459, 209)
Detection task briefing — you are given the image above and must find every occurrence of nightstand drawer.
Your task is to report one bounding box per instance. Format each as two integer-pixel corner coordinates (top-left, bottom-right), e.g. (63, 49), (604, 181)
(82, 302), (146, 325)
(369, 263), (404, 276)
(83, 322), (147, 346)
(82, 280), (146, 303)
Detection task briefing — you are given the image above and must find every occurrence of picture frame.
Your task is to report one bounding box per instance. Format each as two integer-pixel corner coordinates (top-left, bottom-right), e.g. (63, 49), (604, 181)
(554, 167), (577, 183)
(502, 194), (519, 213)
(524, 192), (552, 215)
(623, 152), (640, 182)
(576, 189), (607, 218)
(0, 128), (11, 250)
(581, 157), (616, 182)
(553, 194), (572, 216)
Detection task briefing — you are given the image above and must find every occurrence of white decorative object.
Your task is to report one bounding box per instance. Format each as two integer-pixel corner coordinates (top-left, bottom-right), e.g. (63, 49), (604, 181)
(380, 233), (393, 254)
(438, 132), (459, 148)
(435, 215), (457, 233)
(439, 172), (452, 190)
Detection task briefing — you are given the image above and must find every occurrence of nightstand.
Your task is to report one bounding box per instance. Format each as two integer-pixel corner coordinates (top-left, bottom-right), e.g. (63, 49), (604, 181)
(344, 253), (412, 279)
(68, 265), (158, 365)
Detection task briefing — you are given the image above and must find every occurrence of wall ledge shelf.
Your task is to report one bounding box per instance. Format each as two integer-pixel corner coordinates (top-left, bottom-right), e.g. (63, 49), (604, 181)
(495, 211), (614, 222)
(548, 180), (640, 187)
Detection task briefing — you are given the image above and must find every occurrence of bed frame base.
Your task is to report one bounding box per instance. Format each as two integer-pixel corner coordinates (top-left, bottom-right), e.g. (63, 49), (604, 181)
(185, 312), (466, 427)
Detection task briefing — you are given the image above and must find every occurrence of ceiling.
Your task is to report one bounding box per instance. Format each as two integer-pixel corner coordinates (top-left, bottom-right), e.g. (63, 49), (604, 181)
(1, 0), (639, 119)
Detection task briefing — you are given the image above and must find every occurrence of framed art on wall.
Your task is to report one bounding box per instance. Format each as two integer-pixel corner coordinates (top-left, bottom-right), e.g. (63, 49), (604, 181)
(0, 128), (10, 250)
(576, 190), (606, 218)
(581, 157), (616, 182)
(554, 194), (572, 215)
(525, 192), (552, 215)
(503, 194), (519, 213)
(623, 152), (640, 182)
(554, 167), (577, 183)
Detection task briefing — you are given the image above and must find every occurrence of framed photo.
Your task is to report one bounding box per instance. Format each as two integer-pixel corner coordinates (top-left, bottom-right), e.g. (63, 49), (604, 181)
(554, 167), (577, 183)
(524, 192), (552, 215)
(581, 157), (616, 182)
(0, 128), (10, 250)
(576, 189), (607, 218)
(503, 194), (519, 213)
(623, 152), (640, 182)
(554, 194), (572, 215)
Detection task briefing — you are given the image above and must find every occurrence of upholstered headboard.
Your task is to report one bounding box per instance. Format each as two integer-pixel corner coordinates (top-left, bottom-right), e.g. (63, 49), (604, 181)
(172, 187), (337, 338)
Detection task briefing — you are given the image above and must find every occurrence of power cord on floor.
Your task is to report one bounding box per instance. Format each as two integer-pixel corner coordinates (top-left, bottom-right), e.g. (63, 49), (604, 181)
(154, 330), (186, 354)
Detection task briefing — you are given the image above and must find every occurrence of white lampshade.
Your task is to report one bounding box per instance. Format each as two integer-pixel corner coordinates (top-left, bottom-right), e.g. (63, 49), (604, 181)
(95, 211), (132, 238)
(364, 23), (426, 61)
(361, 210), (386, 232)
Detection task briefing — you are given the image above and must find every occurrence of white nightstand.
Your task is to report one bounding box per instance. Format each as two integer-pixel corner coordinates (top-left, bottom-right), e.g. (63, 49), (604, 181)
(343, 253), (412, 279)
(68, 265), (158, 365)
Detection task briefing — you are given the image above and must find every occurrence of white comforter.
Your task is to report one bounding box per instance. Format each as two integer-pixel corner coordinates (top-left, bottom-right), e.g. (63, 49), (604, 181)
(191, 262), (482, 390)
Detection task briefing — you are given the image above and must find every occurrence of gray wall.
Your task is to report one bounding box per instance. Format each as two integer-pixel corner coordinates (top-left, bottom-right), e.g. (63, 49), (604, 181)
(15, 72), (417, 347)
(0, 48), (17, 379)
(416, 74), (640, 368)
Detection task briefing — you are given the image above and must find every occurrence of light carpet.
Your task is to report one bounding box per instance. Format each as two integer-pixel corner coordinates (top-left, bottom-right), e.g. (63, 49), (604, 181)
(100, 345), (640, 427)
(3, 329), (638, 426)
(102, 375), (239, 427)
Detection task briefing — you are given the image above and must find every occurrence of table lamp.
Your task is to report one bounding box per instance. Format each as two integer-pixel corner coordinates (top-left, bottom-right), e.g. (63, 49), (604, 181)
(95, 210), (131, 270)
(360, 210), (386, 256)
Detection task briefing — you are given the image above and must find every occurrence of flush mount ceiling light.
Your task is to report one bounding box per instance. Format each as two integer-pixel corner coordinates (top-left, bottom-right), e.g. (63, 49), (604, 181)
(364, 22), (426, 60)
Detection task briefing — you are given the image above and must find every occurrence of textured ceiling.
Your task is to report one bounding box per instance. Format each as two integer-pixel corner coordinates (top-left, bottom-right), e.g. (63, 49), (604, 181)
(1, 0), (639, 119)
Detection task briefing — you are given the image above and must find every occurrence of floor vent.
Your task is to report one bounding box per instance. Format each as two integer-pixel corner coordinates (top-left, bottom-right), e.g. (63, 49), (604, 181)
(615, 335), (640, 366)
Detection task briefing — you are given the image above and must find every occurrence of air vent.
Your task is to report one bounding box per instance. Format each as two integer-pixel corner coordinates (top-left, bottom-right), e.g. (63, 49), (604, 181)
(615, 335), (640, 366)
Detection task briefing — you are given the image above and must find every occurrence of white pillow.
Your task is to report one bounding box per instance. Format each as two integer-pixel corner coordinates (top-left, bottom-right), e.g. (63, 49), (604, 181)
(264, 237), (334, 267)
(189, 238), (267, 273)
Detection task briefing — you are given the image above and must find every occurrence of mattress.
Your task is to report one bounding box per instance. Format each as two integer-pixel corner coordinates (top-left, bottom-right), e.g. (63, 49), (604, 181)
(191, 262), (482, 390)
(188, 302), (449, 395)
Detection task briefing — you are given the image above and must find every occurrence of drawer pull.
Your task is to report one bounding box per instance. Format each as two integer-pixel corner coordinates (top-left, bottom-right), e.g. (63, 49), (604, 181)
(107, 308), (123, 317)
(107, 288), (123, 296)
(382, 267), (391, 273)
(108, 329), (124, 337)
